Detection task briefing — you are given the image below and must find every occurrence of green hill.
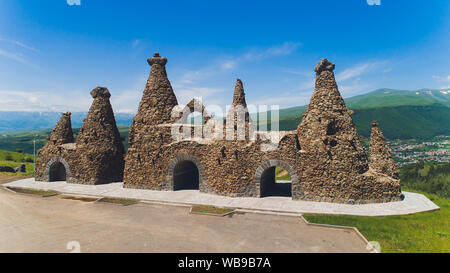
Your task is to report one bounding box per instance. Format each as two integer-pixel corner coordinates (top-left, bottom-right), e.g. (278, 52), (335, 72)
(274, 104), (450, 140)
(345, 88), (450, 108)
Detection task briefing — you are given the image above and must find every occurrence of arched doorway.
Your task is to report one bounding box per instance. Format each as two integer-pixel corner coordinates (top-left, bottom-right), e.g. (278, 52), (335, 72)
(49, 161), (67, 182)
(173, 160), (200, 190)
(260, 166), (291, 197)
(255, 160), (298, 198)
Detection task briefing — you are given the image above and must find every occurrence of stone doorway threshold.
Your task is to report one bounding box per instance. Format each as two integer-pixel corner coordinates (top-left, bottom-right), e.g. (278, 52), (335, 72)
(3, 178), (439, 217)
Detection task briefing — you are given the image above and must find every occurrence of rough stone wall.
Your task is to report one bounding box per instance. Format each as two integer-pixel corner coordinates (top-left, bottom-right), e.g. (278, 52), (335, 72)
(369, 121), (399, 179)
(124, 55), (402, 204)
(74, 87), (125, 184)
(36, 87), (125, 184)
(48, 112), (74, 145)
(293, 59), (401, 203)
(124, 52), (180, 188)
(35, 112), (78, 182)
(37, 53), (402, 204)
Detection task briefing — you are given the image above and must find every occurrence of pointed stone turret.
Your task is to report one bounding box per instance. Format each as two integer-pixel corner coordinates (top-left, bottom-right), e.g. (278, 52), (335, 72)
(75, 86), (125, 184)
(124, 53), (180, 189)
(226, 79), (251, 140)
(297, 59), (368, 173)
(294, 59), (370, 201)
(48, 112), (74, 145)
(369, 121), (399, 179)
(134, 52), (178, 126)
(232, 79), (248, 107)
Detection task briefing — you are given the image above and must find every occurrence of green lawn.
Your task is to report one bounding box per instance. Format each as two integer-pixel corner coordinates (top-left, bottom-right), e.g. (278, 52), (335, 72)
(191, 205), (235, 216)
(303, 192), (449, 253)
(0, 149), (35, 176)
(0, 160), (35, 176)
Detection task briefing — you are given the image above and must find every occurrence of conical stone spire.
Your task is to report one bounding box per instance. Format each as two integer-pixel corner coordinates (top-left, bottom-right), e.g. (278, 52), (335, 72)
(134, 52), (178, 126)
(232, 78), (247, 107)
(48, 112), (74, 145)
(75, 86), (125, 184)
(296, 59), (369, 200)
(226, 79), (251, 140)
(369, 121), (399, 179)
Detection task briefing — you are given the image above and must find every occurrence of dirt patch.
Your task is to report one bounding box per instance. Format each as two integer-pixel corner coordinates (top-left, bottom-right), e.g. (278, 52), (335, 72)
(60, 195), (99, 202)
(97, 197), (139, 206)
(0, 175), (32, 184)
(276, 170), (288, 178)
(6, 186), (59, 197)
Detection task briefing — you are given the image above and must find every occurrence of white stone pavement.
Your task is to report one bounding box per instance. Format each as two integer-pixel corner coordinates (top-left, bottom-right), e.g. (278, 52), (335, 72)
(4, 178), (440, 216)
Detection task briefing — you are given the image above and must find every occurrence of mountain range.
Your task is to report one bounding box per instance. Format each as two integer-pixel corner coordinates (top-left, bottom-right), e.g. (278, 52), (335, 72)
(0, 88), (449, 154)
(265, 88), (450, 139)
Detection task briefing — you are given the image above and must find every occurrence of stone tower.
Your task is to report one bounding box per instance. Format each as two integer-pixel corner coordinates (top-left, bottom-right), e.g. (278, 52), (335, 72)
(124, 53), (179, 189)
(75, 87), (125, 184)
(137, 52), (178, 126)
(369, 121), (399, 179)
(295, 58), (370, 201)
(225, 78), (252, 141)
(48, 112), (74, 145)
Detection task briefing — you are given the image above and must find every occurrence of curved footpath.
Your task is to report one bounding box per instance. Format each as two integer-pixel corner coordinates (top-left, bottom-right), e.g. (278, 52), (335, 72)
(4, 178), (440, 216)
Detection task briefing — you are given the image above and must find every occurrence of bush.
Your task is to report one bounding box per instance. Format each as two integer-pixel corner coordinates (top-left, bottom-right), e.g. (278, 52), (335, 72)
(400, 162), (450, 198)
(4, 153), (13, 161)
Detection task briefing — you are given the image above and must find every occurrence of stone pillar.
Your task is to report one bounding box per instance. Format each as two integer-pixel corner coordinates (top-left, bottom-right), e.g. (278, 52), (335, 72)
(48, 112), (74, 145)
(369, 121), (399, 179)
(75, 87), (125, 184)
(225, 79), (252, 141)
(295, 58), (370, 201)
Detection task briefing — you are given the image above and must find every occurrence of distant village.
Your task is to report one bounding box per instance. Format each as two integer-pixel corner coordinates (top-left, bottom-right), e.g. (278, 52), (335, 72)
(387, 135), (450, 166)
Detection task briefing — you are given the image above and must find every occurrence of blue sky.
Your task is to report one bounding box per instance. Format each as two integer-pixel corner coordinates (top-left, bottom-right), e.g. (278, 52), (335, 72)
(0, 0), (449, 113)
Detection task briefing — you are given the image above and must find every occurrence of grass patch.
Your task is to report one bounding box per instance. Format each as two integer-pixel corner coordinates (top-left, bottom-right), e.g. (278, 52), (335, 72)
(303, 192), (449, 253)
(7, 186), (58, 196)
(97, 197), (139, 206)
(0, 160), (35, 176)
(275, 166), (291, 181)
(60, 195), (99, 202)
(191, 205), (235, 216)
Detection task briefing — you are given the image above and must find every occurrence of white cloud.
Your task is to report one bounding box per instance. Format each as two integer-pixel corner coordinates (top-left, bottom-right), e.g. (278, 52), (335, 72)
(242, 42), (301, 62)
(250, 92), (311, 107)
(0, 90), (91, 112)
(339, 78), (372, 97)
(0, 48), (39, 69)
(432, 75), (450, 82)
(297, 60), (386, 95)
(0, 38), (38, 52)
(171, 42), (302, 106)
(131, 39), (140, 49)
(336, 63), (373, 82)
(175, 87), (225, 106)
(66, 0), (81, 6)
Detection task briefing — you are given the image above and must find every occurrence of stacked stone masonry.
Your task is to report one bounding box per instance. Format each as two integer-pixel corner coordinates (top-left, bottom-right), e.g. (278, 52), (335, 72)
(36, 53), (402, 204)
(35, 87), (125, 184)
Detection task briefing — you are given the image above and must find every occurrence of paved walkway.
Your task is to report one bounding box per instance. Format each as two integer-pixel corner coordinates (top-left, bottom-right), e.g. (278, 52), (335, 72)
(0, 187), (370, 252)
(4, 178), (439, 216)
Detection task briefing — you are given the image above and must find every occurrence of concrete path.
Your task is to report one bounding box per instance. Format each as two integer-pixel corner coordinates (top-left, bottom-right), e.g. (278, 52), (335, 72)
(4, 178), (439, 216)
(0, 186), (369, 253)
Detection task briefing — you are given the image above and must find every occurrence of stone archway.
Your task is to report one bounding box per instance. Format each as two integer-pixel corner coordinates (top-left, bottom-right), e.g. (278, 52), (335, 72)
(45, 157), (71, 182)
(167, 154), (205, 191)
(254, 160), (298, 198)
